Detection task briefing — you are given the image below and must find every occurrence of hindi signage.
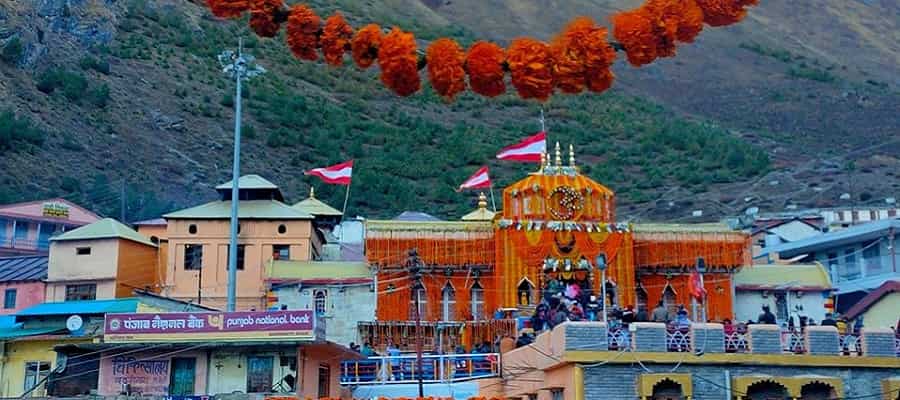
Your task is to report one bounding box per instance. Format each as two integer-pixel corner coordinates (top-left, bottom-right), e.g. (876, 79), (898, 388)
(104, 310), (316, 343)
(109, 356), (170, 395)
(42, 202), (70, 218)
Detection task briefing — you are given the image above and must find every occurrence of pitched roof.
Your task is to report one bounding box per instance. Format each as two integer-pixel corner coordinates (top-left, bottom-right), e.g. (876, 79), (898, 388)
(267, 261), (371, 284)
(216, 174), (279, 190)
(842, 280), (900, 321)
(163, 200), (312, 220)
(461, 193), (496, 222)
(0, 198), (101, 225)
(0, 256), (48, 282)
(50, 218), (157, 247)
(15, 298), (141, 317)
(293, 188), (342, 217)
(394, 211), (443, 222)
(734, 263), (832, 291)
(132, 218), (167, 226)
(761, 219), (900, 258)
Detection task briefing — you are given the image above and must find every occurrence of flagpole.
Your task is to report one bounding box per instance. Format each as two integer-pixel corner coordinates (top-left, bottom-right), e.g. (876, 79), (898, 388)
(539, 108), (546, 132)
(488, 185), (497, 212)
(340, 180), (351, 224)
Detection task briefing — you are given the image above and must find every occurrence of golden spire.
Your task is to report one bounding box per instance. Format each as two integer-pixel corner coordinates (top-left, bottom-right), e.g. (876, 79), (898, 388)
(477, 192), (488, 209)
(539, 152), (547, 174)
(554, 142), (562, 167)
(569, 144), (576, 167)
(309, 186), (315, 198)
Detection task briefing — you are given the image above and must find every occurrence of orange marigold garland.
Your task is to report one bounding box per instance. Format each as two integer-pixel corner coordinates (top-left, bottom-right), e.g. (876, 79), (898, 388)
(249, 0), (283, 38)
(425, 39), (466, 100)
(695, 0), (756, 27)
(611, 9), (658, 67)
(644, 0), (703, 48)
(206, 0), (249, 19)
(580, 25), (617, 93)
(674, 0), (705, 43)
(507, 38), (554, 101)
(351, 24), (383, 69)
(378, 27), (421, 97)
(551, 17), (616, 94)
(286, 4), (321, 61)
(465, 42), (506, 98)
(321, 13), (354, 66)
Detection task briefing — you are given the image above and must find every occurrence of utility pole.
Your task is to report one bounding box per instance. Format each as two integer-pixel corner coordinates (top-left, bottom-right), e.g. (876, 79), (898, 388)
(219, 38), (265, 312)
(408, 248), (425, 398)
(595, 253), (608, 324)
(120, 179), (126, 222)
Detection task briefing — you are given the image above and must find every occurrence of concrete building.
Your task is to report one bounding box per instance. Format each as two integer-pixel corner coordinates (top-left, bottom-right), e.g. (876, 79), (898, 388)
(480, 322), (900, 400)
(267, 260), (374, 346)
(734, 263), (834, 325)
(0, 199), (100, 256)
(161, 175), (318, 310)
(760, 219), (899, 314)
(0, 256), (47, 315)
(842, 280), (899, 330)
(45, 218), (159, 302)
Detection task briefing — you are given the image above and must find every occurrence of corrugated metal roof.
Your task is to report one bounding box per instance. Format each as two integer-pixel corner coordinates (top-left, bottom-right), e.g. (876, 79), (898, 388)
(0, 256), (48, 282)
(0, 326), (62, 340)
(15, 298), (140, 317)
(164, 200), (312, 220)
(133, 218), (167, 226)
(734, 263), (832, 290)
(51, 218), (157, 247)
(267, 260), (371, 282)
(767, 221), (822, 242)
(215, 175), (279, 190)
(761, 219), (900, 258)
(293, 189), (342, 217)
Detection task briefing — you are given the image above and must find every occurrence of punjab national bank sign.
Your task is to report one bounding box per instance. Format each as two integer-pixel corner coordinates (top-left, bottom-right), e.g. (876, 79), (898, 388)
(103, 310), (317, 343)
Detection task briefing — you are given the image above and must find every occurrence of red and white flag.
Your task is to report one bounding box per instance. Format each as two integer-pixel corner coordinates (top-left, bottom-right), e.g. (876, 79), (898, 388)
(689, 270), (707, 301)
(496, 131), (547, 162)
(305, 160), (353, 185)
(458, 166), (492, 192)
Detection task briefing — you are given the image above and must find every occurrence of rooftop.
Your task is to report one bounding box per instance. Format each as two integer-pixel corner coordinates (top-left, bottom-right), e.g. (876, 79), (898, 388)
(16, 298), (141, 317)
(132, 218), (167, 226)
(293, 187), (343, 217)
(842, 280), (900, 321)
(215, 174), (279, 190)
(0, 255), (48, 282)
(51, 218), (157, 247)
(164, 200), (312, 220)
(460, 193), (496, 222)
(394, 211), (443, 222)
(267, 260), (371, 284)
(734, 263), (832, 291)
(761, 218), (900, 258)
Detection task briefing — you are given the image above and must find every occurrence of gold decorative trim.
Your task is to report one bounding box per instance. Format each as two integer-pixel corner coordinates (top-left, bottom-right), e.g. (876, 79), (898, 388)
(637, 373), (693, 400)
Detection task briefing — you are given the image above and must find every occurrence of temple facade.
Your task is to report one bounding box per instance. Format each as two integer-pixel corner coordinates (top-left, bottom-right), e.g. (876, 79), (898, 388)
(361, 145), (751, 351)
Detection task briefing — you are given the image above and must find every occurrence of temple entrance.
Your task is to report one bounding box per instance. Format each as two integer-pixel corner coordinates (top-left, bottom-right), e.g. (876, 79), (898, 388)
(518, 279), (534, 306)
(745, 381), (789, 400)
(541, 260), (593, 305)
(663, 285), (677, 319)
(800, 382), (836, 400)
(651, 379), (685, 400)
(636, 284), (649, 315)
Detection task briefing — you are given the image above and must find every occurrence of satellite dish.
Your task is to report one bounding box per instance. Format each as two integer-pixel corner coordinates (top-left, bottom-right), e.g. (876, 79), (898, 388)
(66, 315), (84, 332)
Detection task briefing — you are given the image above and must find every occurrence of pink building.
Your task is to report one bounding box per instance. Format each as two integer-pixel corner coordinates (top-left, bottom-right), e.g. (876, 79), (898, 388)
(0, 255), (47, 314)
(0, 199), (101, 256)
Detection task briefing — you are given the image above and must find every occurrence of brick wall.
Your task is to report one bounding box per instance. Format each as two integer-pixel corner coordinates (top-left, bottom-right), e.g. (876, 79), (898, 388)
(747, 324), (782, 354)
(805, 326), (840, 355)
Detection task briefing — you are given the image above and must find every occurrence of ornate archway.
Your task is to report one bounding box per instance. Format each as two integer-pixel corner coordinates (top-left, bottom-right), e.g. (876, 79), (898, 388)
(745, 380), (789, 400)
(800, 381), (837, 400)
(638, 373), (692, 400)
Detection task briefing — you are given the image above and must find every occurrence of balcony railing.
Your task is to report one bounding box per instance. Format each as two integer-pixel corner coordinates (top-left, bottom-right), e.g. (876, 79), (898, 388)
(666, 328), (691, 352)
(782, 331), (807, 354)
(0, 237), (50, 252)
(840, 334), (862, 356)
(607, 328), (631, 350)
(340, 353), (500, 385)
(724, 332), (749, 353)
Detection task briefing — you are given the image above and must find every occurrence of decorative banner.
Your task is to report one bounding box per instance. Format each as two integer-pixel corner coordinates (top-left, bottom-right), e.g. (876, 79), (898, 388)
(104, 310), (317, 343)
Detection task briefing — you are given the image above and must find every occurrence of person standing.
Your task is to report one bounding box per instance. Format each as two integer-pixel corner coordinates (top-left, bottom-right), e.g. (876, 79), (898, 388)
(758, 305), (777, 325)
(651, 300), (668, 323)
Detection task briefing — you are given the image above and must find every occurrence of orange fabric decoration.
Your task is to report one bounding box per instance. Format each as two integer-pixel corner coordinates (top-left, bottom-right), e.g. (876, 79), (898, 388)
(695, 0), (756, 27)
(286, 4), (320, 61)
(634, 234), (750, 268)
(426, 38), (466, 99)
(465, 41), (507, 98)
(507, 38), (554, 101)
(551, 17), (617, 94)
(351, 24), (383, 69)
(378, 27), (421, 97)
(611, 9), (658, 66)
(249, 0), (283, 38)
(206, 0), (249, 19)
(321, 13), (354, 66)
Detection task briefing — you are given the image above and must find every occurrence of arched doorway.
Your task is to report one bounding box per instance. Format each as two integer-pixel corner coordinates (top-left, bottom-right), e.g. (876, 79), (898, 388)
(651, 379), (685, 400)
(517, 279), (534, 306)
(800, 382), (836, 400)
(745, 380), (789, 400)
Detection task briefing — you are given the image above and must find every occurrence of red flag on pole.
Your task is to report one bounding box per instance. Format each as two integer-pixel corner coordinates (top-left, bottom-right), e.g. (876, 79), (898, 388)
(305, 160), (353, 185)
(457, 166), (492, 192)
(496, 131), (547, 162)
(689, 270), (707, 301)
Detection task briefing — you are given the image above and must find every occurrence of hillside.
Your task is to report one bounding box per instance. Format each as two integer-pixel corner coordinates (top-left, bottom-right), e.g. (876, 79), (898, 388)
(0, 0), (897, 222)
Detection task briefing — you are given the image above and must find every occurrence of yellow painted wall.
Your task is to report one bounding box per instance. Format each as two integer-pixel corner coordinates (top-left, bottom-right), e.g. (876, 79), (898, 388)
(207, 349), (297, 395)
(164, 219), (314, 310)
(0, 339), (87, 398)
(859, 292), (900, 329)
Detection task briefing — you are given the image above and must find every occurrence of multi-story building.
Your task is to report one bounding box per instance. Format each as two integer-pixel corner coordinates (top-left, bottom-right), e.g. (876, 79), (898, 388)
(161, 175), (319, 310)
(0, 199), (100, 256)
(0, 256), (47, 314)
(45, 218), (159, 302)
(733, 263), (834, 325)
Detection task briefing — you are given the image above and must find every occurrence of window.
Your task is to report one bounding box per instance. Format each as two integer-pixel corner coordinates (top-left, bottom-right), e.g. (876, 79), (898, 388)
(24, 361), (51, 394)
(441, 284), (455, 321)
(551, 389), (564, 400)
(188, 224), (198, 234)
(471, 283), (485, 320)
(841, 248), (860, 280)
(862, 241), (883, 276)
(184, 244), (203, 270)
(410, 284), (426, 319)
(4, 289), (16, 309)
(65, 284), (96, 301)
(314, 290), (327, 314)
(76, 247), (91, 255)
(247, 356), (274, 393)
(278, 224), (287, 234)
(227, 245), (246, 270)
(14, 221), (28, 243)
(273, 245), (290, 261)
(317, 364), (331, 398)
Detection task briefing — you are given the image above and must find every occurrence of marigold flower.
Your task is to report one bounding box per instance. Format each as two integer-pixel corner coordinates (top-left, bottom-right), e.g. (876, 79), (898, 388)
(206, 0), (249, 19)
(321, 13), (354, 66)
(378, 27), (421, 97)
(249, 0), (283, 38)
(612, 8), (658, 66)
(426, 39), (466, 100)
(286, 4), (321, 60)
(507, 38), (554, 101)
(351, 24), (383, 69)
(465, 41), (506, 98)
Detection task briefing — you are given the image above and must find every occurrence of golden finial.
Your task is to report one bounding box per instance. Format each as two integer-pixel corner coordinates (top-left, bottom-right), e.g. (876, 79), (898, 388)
(477, 192), (488, 209)
(554, 142), (562, 167)
(569, 144), (576, 167)
(309, 187), (315, 198)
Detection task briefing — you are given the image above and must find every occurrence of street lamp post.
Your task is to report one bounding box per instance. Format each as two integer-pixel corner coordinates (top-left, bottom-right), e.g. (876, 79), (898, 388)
(596, 253), (608, 324)
(219, 38), (265, 312)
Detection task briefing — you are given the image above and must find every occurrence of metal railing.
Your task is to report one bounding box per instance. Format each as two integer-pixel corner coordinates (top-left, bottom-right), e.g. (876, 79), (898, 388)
(340, 353), (500, 385)
(666, 328), (691, 352)
(724, 332), (749, 353)
(607, 328), (631, 350)
(840, 334), (862, 356)
(781, 331), (807, 354)
(0, 237), (50, 251)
